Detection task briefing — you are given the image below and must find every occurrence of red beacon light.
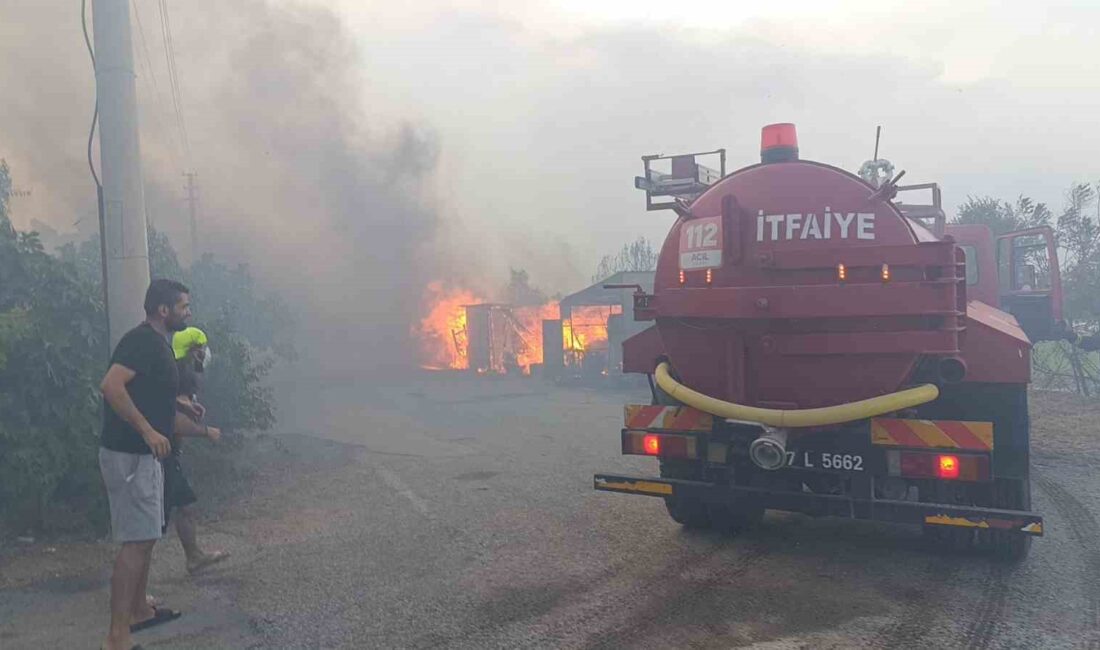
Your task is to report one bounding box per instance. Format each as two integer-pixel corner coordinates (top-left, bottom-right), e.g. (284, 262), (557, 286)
(761, 123), (799, 164)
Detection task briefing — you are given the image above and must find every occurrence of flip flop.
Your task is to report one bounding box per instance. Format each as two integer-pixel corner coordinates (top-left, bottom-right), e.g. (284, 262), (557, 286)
(187, 550), (230, 575)
(130, 606), (182, 632)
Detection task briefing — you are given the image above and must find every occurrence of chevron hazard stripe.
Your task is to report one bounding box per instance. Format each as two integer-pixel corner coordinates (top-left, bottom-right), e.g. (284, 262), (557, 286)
(871, 418), (993, 451)
(624, 405), (713, 432)
(924, 514), (1043, 536)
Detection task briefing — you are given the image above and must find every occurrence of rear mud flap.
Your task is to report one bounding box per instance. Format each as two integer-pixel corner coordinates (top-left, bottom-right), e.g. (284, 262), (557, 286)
(593, 473), (1043, 536)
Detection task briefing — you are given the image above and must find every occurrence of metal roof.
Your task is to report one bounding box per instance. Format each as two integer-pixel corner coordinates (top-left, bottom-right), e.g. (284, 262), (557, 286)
(559, 271), (655, 310)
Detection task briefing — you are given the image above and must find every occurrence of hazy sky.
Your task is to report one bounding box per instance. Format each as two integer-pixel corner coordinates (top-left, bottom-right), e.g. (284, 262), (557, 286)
(322, 0), (1100, 290)
(3, 0), (1098, 300)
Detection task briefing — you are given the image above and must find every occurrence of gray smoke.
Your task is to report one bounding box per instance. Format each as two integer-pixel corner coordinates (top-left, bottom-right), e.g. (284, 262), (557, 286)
(175, 1), (446, 370)
(0, 0), (454, 371)
(5, 0), (1099, 375)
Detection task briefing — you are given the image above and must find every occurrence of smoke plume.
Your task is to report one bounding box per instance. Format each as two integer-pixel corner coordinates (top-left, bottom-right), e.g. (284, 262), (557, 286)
(0, 0), (454, 371)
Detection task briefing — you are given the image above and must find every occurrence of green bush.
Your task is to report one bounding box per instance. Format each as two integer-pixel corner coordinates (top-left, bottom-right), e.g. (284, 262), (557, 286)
(0, 160), (281, 535)
(1, 164), (109, 533)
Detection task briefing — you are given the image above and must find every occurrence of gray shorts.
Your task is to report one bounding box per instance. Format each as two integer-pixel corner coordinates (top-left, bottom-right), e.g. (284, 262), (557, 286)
(99, 447), (164, 543)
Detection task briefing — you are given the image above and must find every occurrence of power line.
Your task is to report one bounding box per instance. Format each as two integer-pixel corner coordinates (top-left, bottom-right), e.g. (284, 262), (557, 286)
(160, 0), (189, 163)
(131, 0), (183, 169)
(157, 0), (191, 166)
(81, 0), (100, 190)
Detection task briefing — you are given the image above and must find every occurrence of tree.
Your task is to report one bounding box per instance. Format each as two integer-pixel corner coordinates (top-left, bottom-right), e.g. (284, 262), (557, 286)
(0, 161), (109, 532)
(189, 254), (295, 356)
(954, 195), (1051, 236)
(593, 236), (659, 283)
(502, 268), (547, 306)
(1057, 183), (1100, 325)
(1, 160), (281, 533)
(967, 184), (1100, 397)
(0, 309), (29, 370)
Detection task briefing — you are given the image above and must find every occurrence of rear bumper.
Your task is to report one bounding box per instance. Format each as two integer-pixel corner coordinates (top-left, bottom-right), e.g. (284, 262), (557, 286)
(593, 473), (1044, 536)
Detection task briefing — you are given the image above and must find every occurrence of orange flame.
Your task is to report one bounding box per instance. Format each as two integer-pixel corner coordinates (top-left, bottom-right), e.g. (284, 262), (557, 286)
(415, 281), (485, 370)
(562, 305), (614, 367)
(416, 284), (620, 375)
(511, 302), (560, 371)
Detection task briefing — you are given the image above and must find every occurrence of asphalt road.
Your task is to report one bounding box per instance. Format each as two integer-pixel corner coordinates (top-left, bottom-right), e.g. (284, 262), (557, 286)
(2, 372), (1100, 649)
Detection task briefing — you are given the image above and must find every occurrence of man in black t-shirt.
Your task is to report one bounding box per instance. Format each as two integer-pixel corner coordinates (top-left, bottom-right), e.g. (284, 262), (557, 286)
(98, 279), (190, 650)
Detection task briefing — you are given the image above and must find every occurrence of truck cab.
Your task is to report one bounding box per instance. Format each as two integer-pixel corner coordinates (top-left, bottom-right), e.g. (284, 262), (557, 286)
(896, 184), (1067, 343)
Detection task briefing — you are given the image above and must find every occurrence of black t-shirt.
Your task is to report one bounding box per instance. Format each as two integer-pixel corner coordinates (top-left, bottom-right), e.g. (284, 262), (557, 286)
(100, 323), (179, 454)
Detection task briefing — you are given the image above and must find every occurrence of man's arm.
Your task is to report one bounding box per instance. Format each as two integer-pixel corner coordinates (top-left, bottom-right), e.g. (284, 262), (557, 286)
(173, 411), (221, 441)
(176, 394), (205, 419)
(100, 364), (171, 459)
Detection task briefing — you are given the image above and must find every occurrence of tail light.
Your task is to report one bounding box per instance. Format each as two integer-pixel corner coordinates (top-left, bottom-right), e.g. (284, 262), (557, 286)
(937, 454), (960, 479)
(622, 431), (697, 459)
(891, 450), (987, 482)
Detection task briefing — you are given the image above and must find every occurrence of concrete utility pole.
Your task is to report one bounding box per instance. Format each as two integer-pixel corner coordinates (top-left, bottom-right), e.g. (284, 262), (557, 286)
(184, 171), (199, 263)
(93, 0), (151, 350)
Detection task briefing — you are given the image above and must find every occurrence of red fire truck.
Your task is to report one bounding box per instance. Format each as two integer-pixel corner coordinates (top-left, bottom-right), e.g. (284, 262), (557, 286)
(595, 123), (1091, 561)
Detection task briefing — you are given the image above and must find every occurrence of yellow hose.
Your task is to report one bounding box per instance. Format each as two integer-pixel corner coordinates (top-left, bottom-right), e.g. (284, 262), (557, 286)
(654, 362), (939, 428)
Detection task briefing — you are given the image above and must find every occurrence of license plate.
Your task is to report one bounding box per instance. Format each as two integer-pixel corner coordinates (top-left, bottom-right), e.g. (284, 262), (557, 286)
(786, 450), (865, 472)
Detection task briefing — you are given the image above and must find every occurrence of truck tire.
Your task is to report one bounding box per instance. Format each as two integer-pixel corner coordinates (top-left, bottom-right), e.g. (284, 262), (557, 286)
(660, 459), (710, 529)
(990, 478), (1032, 563)
(653, 383), (713, 529)
(652, 376), (762, 534)
(922, 521), (974, 551)
(917, 384), (1032, 561)
(707, 502), (765, 535)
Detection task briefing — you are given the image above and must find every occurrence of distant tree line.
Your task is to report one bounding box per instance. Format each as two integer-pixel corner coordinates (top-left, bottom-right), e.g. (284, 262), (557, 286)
(593, 236), (658, 283)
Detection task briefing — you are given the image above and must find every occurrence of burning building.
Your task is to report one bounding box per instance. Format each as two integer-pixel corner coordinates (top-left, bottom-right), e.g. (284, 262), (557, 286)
(543, 271), (656, 381)
(464, 303), (557, 374)
(416, 281), (484, 371)
(414, 271), (654, 379)
(414, 282), (557, 375)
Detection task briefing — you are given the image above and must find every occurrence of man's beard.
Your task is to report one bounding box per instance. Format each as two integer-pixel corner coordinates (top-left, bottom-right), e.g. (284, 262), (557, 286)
(167, 317), (189, 332)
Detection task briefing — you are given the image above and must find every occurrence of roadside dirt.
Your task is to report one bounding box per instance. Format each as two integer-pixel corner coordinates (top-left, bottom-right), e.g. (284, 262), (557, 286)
(2, 382), (1099, 649)
(0, 432), (355, 591)
(1030, 389), (1100, 456)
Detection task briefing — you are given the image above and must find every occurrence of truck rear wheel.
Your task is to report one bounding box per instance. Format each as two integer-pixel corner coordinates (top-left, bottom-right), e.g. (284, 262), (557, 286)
(989, 478), (1032, 563)
(917, 384), (1033, 562)
(653, 382), (710, 528)
(652, 380), (762, 534)
(922, 478), (1032, 561)
(659, 459), (709, 529)
(707, 502), (765, 535)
